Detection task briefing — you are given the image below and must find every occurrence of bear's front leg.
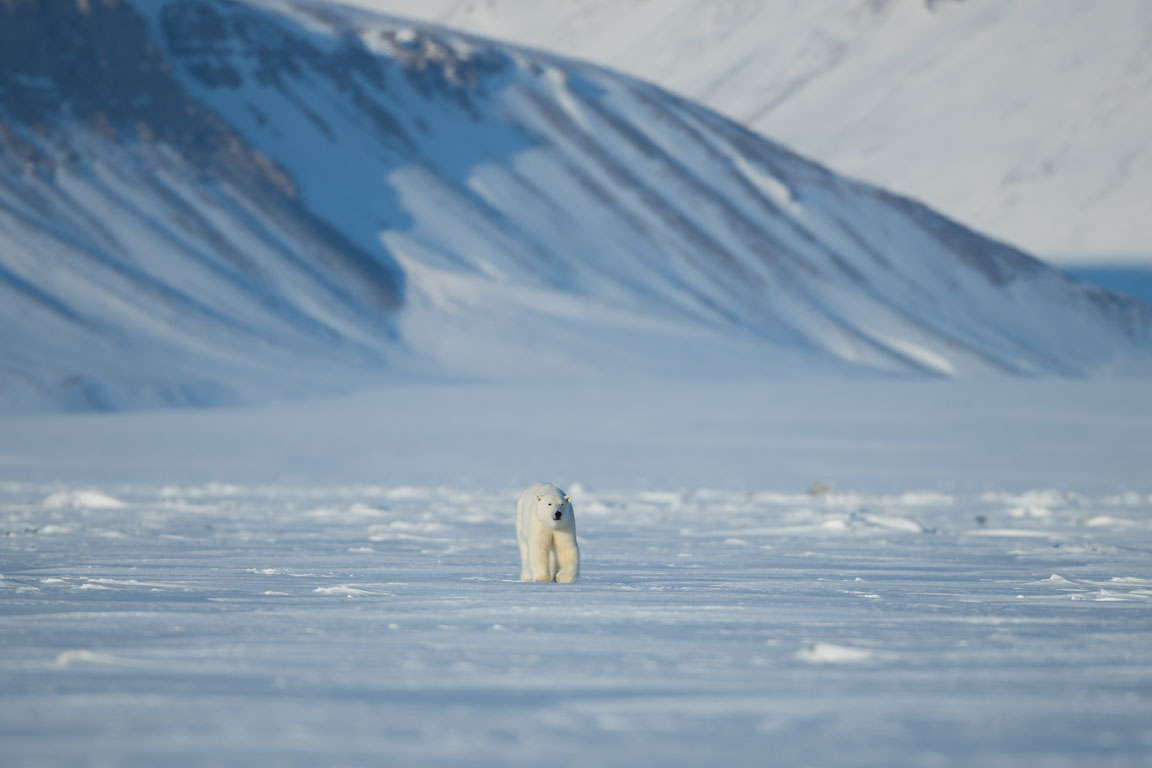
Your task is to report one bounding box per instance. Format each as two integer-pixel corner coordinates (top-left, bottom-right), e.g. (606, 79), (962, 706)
(529, 529), (554, 582)
(553, 530), (580, 583)
(517, 528), (531, 581)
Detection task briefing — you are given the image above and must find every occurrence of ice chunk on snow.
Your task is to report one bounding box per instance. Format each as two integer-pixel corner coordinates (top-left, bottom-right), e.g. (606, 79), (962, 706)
(55, 650), (142, 667)
(42, 490), (124, 509)
(1082, 515), (1137, 528)
(855, 513), (924, 533)
(1009, 505), (1052, 519)
(313, 585), (374, 596)
(796, 643), (874, 664)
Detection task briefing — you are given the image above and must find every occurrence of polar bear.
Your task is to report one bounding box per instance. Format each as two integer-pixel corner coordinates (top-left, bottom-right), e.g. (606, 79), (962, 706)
(516, 482), (579, 583)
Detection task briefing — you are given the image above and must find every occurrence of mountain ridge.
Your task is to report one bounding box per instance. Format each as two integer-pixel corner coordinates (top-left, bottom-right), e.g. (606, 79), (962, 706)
(344, 0), (1152, 265)
(1, 0), (1150, 411)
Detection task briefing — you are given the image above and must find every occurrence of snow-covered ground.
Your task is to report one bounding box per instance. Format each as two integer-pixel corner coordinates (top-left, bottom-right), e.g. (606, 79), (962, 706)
(2, 379), (1151, 493)
(4, 3), (1150, 762)
(3, 380), (1151, 766)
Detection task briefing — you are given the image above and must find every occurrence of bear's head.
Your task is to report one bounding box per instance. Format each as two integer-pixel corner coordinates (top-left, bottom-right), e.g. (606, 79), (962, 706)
(535, 491), (572, 530)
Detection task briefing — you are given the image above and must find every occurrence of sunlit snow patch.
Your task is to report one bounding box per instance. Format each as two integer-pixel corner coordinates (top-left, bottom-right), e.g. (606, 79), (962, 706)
(796, 643), (875, 664)
(55, 650), (143, 667)
(41, 490), (125, 509)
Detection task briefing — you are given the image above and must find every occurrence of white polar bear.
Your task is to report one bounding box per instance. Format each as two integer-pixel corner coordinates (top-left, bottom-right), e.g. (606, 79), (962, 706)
(516, 482), (579, 583)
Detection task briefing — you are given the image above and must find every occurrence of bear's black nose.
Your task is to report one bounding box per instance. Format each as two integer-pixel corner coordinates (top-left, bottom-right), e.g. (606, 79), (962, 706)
(553, 511), (562, 520)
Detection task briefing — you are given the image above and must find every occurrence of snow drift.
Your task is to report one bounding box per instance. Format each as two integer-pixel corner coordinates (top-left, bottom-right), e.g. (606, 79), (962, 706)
(1, 0), (1150, 411)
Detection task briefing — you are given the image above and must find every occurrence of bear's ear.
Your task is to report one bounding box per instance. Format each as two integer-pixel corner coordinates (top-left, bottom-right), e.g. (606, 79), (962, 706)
(564, 495), (571, 502)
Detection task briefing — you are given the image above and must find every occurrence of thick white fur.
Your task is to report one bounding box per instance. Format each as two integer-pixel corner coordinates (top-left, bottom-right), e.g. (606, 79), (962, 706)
(516, 482), (579, 583)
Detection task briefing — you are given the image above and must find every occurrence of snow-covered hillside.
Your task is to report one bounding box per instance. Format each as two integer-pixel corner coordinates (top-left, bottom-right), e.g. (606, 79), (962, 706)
(0, 0), (410, 409)
(349, 0), (1152, 265)
(2, 0), (1151, 411)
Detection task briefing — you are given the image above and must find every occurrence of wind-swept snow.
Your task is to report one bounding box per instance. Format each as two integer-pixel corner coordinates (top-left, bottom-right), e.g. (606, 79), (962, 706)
(3, 378), (1151, 766)
(3, 475), (1151, 766)
(2, 3), (1150, 763)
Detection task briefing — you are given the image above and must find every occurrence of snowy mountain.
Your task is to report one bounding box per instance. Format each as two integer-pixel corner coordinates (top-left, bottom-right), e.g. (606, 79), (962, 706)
(1, 0), (1150, 411)
(347, 0), (1152, 267)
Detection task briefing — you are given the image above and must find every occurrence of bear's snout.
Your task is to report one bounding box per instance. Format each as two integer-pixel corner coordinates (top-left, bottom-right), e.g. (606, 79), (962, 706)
(553, 510), (562, 520)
